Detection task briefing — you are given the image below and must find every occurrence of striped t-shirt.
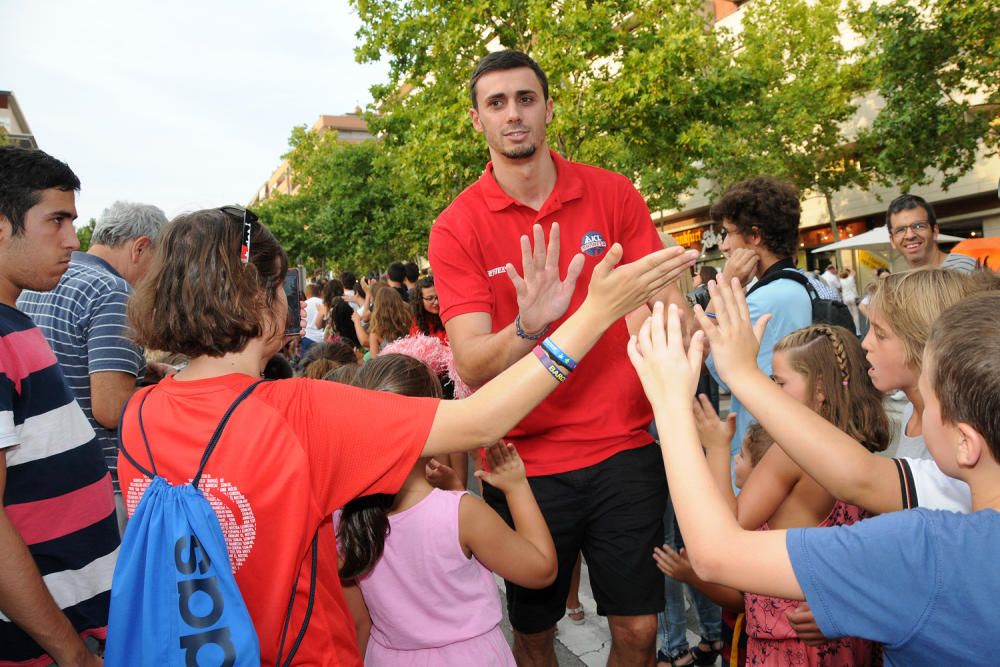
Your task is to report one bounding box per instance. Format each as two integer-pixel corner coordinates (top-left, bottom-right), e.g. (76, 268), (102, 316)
(17, 252), (145, 493)
(0, 303), (119, 665)
(941, 251), (978, 274)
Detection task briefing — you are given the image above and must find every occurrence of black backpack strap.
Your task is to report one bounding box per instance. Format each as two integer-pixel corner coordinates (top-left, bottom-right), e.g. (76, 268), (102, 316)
(894, 458), (919, 509)
(118, 388), (158, 479)
(747, 268), (820, 303)
(276, 530), (320, 667)
(192, 380), (266, 488)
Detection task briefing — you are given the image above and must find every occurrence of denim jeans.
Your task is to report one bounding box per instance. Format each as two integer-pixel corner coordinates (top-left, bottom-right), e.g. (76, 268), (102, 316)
(657, 493), (722, 656)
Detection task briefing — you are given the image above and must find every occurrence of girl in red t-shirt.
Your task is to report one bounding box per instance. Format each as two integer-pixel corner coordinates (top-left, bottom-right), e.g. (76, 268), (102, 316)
(120, 209), (695, 666)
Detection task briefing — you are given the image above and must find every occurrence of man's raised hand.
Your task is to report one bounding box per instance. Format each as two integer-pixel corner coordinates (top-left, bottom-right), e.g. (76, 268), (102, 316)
(505, 223), (585, 334)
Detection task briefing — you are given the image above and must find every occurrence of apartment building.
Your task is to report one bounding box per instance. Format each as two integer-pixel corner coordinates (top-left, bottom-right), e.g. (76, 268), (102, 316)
(249, 112), (373, 206)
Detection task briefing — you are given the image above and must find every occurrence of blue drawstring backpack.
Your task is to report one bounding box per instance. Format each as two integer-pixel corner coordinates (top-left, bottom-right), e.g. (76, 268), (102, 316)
(106, 380), (311, 666)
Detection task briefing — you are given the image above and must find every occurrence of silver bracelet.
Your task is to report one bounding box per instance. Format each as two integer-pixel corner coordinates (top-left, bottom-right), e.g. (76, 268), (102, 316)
(515, 314), (549, 340)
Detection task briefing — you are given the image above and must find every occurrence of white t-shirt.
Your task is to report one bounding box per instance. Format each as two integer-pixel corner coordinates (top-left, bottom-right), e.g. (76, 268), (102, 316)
(821, 271), (841, 293)
(304, 296), (325, 342)
(895, 457), (972, 513)
(895, 402), (931, 459)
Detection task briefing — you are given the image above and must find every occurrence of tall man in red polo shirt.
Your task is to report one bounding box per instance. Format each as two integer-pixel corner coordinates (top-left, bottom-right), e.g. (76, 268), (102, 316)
(429, 50), (696, 666)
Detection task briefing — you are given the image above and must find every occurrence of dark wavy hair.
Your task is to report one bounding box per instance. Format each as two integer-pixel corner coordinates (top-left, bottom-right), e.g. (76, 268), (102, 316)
(709, 176), (801, 258)
(470, 50), (549, 109)
(337, 354), (443, 580)
(129, 208), (288, 357)
(409, 275), (444, 336)
(0, 146), (80, 235)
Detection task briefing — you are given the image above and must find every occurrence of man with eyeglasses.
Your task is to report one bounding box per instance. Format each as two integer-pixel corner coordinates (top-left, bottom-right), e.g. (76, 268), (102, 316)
(886, 194), (977, 273)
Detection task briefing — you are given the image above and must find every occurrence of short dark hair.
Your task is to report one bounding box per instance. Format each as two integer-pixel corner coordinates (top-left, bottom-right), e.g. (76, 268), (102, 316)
(886, 193), (937, 229)
(927, 291), (1000, 463)
(709, 176), (801, 258)
(403, 261), (419, 282)
(129, 208), (289, 358)
(470, 50), (549, 110)
(698, 265), (717, 285)
(0, 146), (80, 235)
(340, 270), (357, 290)
(387, 261), (406, 283)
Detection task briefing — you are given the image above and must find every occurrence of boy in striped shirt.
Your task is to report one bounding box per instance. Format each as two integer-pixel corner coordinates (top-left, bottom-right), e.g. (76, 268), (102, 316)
(0, 146), (118, 667)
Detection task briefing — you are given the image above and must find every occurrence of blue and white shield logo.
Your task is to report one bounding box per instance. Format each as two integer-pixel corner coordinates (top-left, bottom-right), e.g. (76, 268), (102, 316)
(580, 231), (608, 257)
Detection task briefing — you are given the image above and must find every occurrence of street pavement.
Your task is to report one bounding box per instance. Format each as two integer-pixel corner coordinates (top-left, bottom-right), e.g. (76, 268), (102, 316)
(496, 562), (712, 666)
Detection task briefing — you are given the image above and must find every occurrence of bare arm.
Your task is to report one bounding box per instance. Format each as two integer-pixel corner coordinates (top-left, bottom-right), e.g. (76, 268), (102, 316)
(445, 223), (585, 387)
(445, 312), (535, 388)
(341, 580), (371, 658)
(734, 446), (802, 531)
(89, 371), (136, 429)
(628, 302), (803, 600)
(460, 443), (556, 588)
(695, 280), (901, 515)
(653, 544), (745, 613)
(0, 452), (101, 667)
(424, 242), (695, 457)
(693, 395), (737, 515)
(313, 303), (327, 331)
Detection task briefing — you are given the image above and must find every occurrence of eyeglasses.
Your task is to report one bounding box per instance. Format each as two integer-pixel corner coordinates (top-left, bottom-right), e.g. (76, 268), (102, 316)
(889, 221), (931, 239)
(422, 295), (439, 303)
(220, 205), (259, 264)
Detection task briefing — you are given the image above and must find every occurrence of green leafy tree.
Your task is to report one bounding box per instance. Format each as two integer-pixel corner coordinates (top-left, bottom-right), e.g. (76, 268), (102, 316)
(0, 127), (9, 145)
(696, 0), (871, 244)
(254, 127), (428, 272)
(76, 218), (96, 252)
(852, 0), (1000, 190)
(352, 0), (728, 213)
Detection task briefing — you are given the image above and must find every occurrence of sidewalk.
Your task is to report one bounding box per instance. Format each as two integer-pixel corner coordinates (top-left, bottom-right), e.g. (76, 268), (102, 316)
(496, 560), (715, 666)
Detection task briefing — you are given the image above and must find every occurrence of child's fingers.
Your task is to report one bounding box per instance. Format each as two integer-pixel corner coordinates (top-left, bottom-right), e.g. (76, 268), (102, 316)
(691, 303), (718, 341)
(697, 393), (719, 421)
(753, 312), (772, 344)
(664, 303), (681, 357)
(637, 309), (655, 357)
(733, 277), (752, 324)
(686, 330), (704, 376)
(706, 280), (729, 332)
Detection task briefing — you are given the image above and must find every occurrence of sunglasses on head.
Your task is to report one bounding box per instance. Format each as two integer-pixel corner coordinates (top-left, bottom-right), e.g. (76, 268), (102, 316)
(219, 205), (259, 264)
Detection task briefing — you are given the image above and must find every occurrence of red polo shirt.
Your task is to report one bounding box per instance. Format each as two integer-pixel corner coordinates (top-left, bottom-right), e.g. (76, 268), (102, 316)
(428, 151), (662, 476)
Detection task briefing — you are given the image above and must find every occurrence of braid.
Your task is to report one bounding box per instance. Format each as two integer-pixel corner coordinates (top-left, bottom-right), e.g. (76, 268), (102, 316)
(814, 325), (849, 387)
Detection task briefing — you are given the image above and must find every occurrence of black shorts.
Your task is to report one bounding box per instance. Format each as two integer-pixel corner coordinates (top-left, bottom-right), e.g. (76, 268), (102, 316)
(483, 442), (667, 634)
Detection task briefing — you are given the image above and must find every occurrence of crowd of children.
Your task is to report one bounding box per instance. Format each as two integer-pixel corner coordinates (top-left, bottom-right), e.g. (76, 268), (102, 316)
(4, 140), (998, 667)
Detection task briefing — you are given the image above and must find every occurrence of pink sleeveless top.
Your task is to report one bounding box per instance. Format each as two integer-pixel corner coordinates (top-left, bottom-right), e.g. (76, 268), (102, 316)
(358, 488), (515, 666)
(745, 501), (878, 666)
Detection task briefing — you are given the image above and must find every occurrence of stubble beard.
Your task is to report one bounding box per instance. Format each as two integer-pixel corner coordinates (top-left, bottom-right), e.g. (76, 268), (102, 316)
(500, 143), (537, 160)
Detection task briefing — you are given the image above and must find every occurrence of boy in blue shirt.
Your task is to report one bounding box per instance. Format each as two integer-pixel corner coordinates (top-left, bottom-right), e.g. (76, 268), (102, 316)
(628, 282), (1000, 666)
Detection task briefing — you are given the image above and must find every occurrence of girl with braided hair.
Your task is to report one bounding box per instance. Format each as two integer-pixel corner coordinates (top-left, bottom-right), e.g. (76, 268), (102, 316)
(693, 323), (888, 666)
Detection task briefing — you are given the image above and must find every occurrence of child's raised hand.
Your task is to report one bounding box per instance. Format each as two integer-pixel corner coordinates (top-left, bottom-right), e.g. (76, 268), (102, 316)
(693, 277), (771, 385)
(586, 244), (698, 323)
(653, 545), (695, 584)
(425, 458), (464, 491)
(474, 441), (528, 494)
(628, 302), (705, 405)
(693, 394), (736, 453)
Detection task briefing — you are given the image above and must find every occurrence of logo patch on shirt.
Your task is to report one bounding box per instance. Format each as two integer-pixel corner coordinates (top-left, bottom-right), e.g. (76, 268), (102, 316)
(487, 265), (508, 278)
(581, 231), (608, 257)
(127, 474), (257, 571)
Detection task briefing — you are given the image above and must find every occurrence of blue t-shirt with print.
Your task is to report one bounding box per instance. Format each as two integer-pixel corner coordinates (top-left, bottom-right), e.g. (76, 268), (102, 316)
(787, 508), (1000, 666)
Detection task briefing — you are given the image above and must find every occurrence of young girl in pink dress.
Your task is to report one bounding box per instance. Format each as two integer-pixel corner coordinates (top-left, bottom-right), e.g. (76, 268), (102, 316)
(337, 354), (556, 666)
(694, 324), (889, 666)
